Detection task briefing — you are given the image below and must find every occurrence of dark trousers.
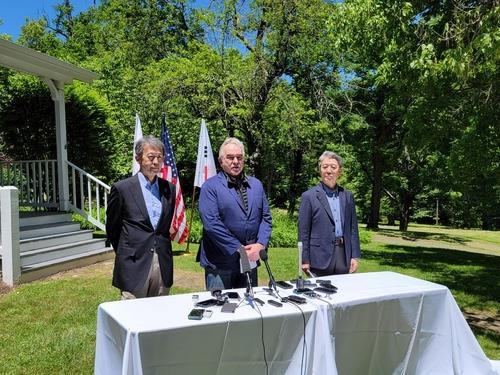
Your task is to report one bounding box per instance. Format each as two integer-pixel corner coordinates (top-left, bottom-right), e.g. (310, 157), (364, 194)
(205, 267), (258, 291)
(310, 245), (348, 276)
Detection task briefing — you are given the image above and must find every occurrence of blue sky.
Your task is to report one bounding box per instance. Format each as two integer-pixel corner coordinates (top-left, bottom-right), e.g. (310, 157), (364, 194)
(0, 0), (96, 39)
(0, 1), (216, 40)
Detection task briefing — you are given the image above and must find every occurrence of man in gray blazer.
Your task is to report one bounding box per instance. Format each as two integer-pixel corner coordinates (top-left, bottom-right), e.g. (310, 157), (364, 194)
(106, 136), (176, 299)
(298, 151), (361, 276)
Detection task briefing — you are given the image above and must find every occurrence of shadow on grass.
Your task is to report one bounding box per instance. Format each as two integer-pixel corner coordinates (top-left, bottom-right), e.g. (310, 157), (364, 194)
(363, 244), (500, 305)
(376, 228), (469, 244)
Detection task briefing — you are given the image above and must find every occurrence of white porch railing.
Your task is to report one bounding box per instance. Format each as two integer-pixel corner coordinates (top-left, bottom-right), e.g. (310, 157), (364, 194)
(67, 161), (110, 231)
(0, 159), (109, 231)
(0, 160), (58, 209)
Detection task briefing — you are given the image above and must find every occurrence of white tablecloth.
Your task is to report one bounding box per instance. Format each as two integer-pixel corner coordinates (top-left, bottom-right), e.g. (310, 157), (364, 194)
(94, 271), (497, 375)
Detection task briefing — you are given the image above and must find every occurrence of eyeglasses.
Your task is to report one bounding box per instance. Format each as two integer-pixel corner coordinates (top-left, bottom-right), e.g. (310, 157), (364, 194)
(146, 154), (164, 162)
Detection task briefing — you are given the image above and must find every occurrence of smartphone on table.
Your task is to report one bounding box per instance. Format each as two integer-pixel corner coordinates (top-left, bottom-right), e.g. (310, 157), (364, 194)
(188, 308), (205, 320)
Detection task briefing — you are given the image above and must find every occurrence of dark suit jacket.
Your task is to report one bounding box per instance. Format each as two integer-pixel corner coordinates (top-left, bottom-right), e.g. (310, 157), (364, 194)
(106, 174), (176, 292)
(198, 171), (272, 271)
(298, 184), (361, 270)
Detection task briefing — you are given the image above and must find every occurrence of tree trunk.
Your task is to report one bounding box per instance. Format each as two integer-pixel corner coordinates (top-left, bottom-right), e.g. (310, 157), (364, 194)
(287, 150), (303, 217)
(387, 214), (396, 226)
(399, 194), (413, 231)
(266, 163), (274, 201)
(244, 130), (262, 179)
(367, 88), (390, 229)
(367, 150), (383, 229)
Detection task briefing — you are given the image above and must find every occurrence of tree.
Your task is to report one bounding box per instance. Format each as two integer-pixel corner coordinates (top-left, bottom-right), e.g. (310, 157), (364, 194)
(199, 0), (332, 183)
(409, 0), (500, 229)
(328, 0), (499, 230)
(0, 74), (115, 181)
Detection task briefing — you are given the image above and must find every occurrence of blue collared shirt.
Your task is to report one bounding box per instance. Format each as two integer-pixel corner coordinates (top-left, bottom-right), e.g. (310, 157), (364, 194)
(322, 183), (343, 237)
(137, 172), (162, 229)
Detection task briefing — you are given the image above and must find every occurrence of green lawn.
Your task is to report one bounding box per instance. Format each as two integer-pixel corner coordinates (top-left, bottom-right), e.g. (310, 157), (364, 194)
(0, 225), (498, 374)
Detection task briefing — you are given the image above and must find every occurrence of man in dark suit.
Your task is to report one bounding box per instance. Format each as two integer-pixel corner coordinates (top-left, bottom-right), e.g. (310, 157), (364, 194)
(106, 136), (176, 299)
(198, 137), (272, 290)
(298, 151), (361, 276)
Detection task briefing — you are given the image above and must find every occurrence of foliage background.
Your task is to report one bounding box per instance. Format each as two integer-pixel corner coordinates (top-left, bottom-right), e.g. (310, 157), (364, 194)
(0, 0), (498, 231)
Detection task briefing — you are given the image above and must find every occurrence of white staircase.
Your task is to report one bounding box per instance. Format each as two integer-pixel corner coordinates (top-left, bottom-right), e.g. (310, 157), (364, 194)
(1, 211), (113, 282)
(1, 160), (112, 285)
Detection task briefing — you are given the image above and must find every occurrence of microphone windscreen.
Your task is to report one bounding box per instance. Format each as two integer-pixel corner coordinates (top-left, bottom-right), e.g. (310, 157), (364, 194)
(259, 249), (268, 261)
(238, 245), (252, 273)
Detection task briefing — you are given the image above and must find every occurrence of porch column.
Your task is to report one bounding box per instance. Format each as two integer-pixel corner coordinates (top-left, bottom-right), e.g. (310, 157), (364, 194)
(1, 186), (21, 286)
(43, 78), (69, 211)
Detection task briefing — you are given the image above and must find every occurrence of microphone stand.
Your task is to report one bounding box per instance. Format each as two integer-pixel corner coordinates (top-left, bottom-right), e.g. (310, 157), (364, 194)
(243, 274), (256, 309)
(245, 272), (254, 298)
(259, 249), (284, 301)
(239, 245), (256, 307)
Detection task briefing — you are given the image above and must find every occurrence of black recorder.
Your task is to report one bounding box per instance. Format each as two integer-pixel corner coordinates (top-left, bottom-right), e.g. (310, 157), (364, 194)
(286, 295), (306, 304)
(276, 281), (294, 289)
(195, 299), (218, 308)
(294, 287), (313, 294)
(268, 299), (283, 307)
(314, 287), (337, 294)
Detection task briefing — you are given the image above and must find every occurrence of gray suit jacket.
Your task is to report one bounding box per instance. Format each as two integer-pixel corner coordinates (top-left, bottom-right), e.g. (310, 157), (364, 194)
(106, 174), (176, 292)
(298, 184), (361, 270)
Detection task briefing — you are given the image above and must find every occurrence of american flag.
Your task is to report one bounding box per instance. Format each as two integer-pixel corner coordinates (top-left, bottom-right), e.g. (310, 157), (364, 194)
(160, 118), (189, 244)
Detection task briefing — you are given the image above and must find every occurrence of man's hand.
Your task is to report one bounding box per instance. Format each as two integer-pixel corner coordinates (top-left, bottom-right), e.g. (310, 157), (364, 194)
(349, 258), (359, 273)
(244, 243), (265, 262)
(301, 262), (310, 272)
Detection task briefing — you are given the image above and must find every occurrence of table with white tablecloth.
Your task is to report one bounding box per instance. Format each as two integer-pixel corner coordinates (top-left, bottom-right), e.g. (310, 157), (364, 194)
(94, 271), (497, 375)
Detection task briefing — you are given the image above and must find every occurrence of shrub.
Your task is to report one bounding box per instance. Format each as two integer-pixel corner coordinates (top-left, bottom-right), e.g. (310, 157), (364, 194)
(185, 207), (371, 248)
(269, 209), (298, 247)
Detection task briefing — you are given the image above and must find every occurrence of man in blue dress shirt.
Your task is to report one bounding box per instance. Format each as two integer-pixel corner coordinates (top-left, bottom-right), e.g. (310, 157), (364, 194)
(298, 151), (361, 276)
(106, 136), (176, 299)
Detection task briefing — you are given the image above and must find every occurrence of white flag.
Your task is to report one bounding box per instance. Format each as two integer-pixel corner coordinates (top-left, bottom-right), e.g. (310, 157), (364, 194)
(131, 113), (143, 175)
(194, 119), (216, 187)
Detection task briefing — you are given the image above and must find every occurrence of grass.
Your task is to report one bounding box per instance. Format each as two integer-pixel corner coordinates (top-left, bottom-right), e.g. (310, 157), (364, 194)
(0, 276), (191, 374)
(0, 225), (499, 374)
(381, 223), (500, 245)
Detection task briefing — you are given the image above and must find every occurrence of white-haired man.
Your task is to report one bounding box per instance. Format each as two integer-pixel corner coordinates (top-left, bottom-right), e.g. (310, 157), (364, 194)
(197, 137), (272, 290)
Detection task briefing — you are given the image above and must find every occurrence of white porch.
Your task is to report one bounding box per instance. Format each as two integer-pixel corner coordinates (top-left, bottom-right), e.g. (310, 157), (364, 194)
(0, 39), (112, 286)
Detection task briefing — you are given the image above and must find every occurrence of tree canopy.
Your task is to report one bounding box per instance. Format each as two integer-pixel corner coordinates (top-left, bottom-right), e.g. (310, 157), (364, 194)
(0, 0), (498, 230)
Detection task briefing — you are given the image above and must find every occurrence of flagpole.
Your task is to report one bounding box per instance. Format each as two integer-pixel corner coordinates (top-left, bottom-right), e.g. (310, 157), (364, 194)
(185, 187), (197, 254)
(189, 119), (216, 253)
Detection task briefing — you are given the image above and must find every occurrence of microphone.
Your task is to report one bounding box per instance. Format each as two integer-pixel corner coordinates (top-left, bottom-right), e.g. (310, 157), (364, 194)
(239, 245), (252, 273)
(238, 245), (254, 298)
(259, 249), (278, 294)
(297, 242), (304, 289)
(297, 241), (303, 275)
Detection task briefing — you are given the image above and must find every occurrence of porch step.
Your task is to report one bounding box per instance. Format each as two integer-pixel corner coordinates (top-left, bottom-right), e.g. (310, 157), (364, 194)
(19, 212), (72, 227)
(20, 247), (114, 283)
(21, 239), (107, 267)
(19, 222), (81, 240)
(20, 230), (94, 252)
(2, 211), (112, 284)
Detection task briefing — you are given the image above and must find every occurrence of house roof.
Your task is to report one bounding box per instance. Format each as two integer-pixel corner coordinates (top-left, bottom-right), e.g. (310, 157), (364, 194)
(0, 39), (98, 85)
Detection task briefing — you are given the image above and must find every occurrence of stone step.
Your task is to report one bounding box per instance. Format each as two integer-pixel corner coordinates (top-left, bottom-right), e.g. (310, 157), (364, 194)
(20, 239), (106, 267)
(20, 247), (114, 283)
(19, 222), (81, 240)
(20, 230), (94, 252)
(19, 212), (72, 227)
